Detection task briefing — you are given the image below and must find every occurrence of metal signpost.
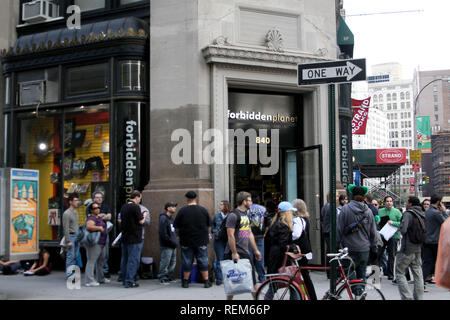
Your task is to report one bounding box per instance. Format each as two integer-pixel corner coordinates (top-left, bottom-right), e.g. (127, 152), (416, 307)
(298, 58), (366, 295)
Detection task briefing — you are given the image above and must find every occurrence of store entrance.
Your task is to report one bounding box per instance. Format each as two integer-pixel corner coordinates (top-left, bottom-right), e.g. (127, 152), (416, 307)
(230, 145), (323, 265)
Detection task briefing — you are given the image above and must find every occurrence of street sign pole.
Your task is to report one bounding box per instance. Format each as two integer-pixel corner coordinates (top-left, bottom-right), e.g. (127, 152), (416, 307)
(297, 58), (366, 296)
(328, 83), (337, 295)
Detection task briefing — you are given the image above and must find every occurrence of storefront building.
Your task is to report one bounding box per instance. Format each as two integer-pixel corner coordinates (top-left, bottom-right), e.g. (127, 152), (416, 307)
(2, 0), (345, 271)
(1, 0), (149, 266)
(145, 0), (343, 267)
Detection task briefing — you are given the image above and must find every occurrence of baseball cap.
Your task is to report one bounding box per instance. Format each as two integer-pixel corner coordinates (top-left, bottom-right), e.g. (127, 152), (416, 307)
(185, 191), (197, 199)
(278, 201), (297, 213)
(165, 202), (178, 210)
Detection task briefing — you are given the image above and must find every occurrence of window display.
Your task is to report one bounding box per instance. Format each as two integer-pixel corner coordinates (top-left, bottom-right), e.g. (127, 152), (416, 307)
(16, 104), (110, 241)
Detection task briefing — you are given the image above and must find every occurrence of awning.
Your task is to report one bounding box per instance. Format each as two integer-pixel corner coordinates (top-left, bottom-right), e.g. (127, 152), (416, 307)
(353, 149), (407, 178)
(2, 17), (148, 57)
(337, 15), (354, 58)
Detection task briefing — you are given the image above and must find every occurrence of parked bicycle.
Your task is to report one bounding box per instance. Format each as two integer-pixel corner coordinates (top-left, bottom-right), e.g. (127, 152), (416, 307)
(255, 247), (385, 300)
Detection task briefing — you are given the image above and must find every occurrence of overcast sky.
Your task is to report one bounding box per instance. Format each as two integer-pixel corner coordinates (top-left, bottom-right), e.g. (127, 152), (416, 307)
(343, 0), (450, 79)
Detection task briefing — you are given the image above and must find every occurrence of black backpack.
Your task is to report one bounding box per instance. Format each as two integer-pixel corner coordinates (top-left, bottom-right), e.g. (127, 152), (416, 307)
(407, 210), (427, 244)
(217, 213), (241, 243)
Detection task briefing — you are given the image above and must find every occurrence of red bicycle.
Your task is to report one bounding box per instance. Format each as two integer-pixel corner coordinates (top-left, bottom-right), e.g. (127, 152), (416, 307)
(255, 247), (385, 300)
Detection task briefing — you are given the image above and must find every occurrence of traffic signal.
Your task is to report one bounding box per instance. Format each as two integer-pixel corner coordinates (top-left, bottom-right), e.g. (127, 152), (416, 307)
(422, 176), (430, 184)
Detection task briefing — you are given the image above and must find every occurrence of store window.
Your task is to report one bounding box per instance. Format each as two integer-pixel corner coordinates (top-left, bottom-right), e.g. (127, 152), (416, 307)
(66, 63), (108, 97)
(17, 68), (59, 106)
(74, 0), (105, 11)
(15, 104), (110, 241)
(119, 60), (146, 92)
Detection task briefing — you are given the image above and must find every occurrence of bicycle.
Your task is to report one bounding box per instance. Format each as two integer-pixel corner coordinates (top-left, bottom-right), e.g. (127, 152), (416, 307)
(255, 247), (385, 300)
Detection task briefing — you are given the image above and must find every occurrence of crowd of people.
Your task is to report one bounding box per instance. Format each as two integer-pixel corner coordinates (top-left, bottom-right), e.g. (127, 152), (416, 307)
(322, 186), (449, 300)
(2, 186), (447, 302)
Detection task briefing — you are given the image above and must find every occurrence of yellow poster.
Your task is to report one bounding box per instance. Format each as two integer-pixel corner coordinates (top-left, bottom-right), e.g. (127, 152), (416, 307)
(10, 174), (38, 253)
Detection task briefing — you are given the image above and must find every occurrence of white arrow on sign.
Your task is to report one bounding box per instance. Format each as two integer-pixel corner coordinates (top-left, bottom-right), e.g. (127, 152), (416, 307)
(302, 61), (363, 81)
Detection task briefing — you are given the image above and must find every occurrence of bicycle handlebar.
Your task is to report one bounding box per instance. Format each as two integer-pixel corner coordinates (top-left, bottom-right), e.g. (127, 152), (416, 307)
(326, 247), (348, 258)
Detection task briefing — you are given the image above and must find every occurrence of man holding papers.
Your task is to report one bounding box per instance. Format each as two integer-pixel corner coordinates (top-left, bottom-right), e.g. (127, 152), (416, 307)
(378, 196), (402, 281)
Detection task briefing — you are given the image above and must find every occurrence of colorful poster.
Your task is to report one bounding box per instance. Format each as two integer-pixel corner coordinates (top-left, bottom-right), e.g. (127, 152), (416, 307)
(10, 178), (38, 253)
(416, 116), (432, 153)
(351, 98), (371, 135)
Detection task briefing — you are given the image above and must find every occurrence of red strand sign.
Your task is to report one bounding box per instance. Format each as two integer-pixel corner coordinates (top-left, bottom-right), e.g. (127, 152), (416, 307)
(351, 98), (370, 135)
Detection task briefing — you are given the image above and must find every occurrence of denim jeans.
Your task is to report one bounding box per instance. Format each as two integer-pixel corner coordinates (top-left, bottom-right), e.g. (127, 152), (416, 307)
(213, 240), (225, 282)
(345, 251), (369, 296)
(66, 234), (80, 275)
(249, 237), (265, 283)
(121, 242), (141, 286)
(181, 246), (209, 272)
(158, 247), (177, 280)
(0, 262), (21, 273)
(396, 252), (423, 300)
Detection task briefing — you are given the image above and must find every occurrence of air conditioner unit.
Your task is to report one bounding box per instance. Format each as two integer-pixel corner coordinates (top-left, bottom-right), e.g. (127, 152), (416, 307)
(22, 0), (59, 23)
(19, 81), (45, 106)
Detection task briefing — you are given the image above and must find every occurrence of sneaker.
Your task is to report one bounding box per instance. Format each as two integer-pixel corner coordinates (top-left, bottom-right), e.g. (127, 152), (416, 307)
(204, 280), (212, 288)
(124, 283), (139, 288)
(215, 280), (223, 286)
(117, 276), (123, 282)
(182, 279), (189, 288)
(160, 278), (170, 285)
(100, 278), (111, 284)
(85, 282), (100, 287)
(168, 277), (177, 283)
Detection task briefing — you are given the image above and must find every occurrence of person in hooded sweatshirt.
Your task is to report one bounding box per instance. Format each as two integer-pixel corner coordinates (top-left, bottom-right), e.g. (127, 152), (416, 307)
(337, 184), (378, 286)
(395, 196), (425, 300)
(158, 202), (179, 284)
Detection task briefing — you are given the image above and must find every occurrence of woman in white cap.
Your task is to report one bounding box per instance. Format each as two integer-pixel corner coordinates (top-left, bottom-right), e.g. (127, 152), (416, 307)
(265, 201), (296, 274)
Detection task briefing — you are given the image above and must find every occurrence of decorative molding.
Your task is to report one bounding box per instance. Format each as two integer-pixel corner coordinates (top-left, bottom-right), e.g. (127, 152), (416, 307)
(202, 44), (331, 70)
(265, 29), (284, 52)
(1, 27), (149, 57)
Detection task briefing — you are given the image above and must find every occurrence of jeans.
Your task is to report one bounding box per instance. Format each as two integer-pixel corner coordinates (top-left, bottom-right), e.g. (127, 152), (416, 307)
(158, 247), (177, 280)
(213, 240), (225, 282)
(86, 244), (106, 284)
(66, 234), (80, 275)
(249, 237), (265, 283)
(422, 243), (438, 282)
(396, 252), (423, 300)
(121, 242), (141, 286)
(181, 246), (209, 273)
(0, 262), (21, 273)
(345, 251), (370, 296)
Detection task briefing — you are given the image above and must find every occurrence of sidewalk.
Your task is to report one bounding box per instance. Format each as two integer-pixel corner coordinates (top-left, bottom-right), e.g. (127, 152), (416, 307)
(1, 270), (448, 300)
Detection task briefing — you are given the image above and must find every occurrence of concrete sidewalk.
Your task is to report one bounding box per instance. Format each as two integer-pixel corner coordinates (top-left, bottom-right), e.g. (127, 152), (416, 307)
(1, 270), (448, 300)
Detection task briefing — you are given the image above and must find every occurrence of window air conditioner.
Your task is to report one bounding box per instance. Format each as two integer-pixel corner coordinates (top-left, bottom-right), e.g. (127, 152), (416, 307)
(22, 0), (59, 23)
(19, 81), (45, 106)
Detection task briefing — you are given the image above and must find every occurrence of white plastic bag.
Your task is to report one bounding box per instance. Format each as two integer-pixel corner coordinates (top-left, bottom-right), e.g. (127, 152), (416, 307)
(221, 259), (253, 296)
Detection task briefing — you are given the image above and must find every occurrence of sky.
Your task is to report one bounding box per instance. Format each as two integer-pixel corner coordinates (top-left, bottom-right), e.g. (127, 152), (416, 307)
(343, 0), (450, 79)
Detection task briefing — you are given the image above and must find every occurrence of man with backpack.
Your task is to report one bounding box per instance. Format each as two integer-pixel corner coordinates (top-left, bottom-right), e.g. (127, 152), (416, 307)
(395, 196), (426, 300)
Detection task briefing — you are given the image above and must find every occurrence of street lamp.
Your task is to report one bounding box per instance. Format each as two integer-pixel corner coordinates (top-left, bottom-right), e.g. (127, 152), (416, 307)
(413, 77), (450, 196)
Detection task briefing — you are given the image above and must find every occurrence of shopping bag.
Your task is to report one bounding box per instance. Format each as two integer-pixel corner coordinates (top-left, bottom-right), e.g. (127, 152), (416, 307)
(435, 218), (450, 290)
(221, 259), (253, 296)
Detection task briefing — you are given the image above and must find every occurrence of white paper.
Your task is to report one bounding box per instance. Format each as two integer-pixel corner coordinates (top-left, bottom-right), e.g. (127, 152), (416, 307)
(380, 223), (398, 241)
(112, 232), (122, 246)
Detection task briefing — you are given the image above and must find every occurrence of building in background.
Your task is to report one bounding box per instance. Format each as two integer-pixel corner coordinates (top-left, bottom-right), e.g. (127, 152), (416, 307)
(431, 130), (450, 196)
(414, 69), (450, 196)
(365, 63), (415, 204)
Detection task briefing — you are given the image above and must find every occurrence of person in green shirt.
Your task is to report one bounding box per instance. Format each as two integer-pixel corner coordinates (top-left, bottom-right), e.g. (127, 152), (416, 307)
(377, 196), (402, 280)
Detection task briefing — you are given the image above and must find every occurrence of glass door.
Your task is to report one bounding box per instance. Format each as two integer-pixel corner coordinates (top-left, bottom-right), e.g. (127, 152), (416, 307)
(285, 146), (323, 265)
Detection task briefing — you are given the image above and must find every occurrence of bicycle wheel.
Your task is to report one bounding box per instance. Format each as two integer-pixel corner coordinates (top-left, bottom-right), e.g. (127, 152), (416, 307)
(335, 282), (385, 300)
(255, 278), (303, 300)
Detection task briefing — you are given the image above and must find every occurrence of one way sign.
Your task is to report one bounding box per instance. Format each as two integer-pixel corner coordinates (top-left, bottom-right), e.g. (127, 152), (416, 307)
(298, 58), (366, 85)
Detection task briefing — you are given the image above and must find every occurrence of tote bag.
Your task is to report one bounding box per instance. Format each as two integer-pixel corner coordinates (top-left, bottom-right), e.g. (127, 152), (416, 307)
(221, 259), (254, 296)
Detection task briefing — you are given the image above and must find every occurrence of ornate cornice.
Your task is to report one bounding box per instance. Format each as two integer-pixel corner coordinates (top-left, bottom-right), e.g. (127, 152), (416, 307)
(202, 41), (332, 70)
(1, 27), (148, 58)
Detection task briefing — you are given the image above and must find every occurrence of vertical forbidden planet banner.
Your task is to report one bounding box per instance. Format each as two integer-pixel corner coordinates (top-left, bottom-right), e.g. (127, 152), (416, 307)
(351, 97), (371, 135)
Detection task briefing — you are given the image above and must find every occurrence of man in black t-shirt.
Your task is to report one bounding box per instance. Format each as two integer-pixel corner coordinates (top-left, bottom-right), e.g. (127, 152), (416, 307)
(120, 190), (147, 288)
(174, 191), (212, 288)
